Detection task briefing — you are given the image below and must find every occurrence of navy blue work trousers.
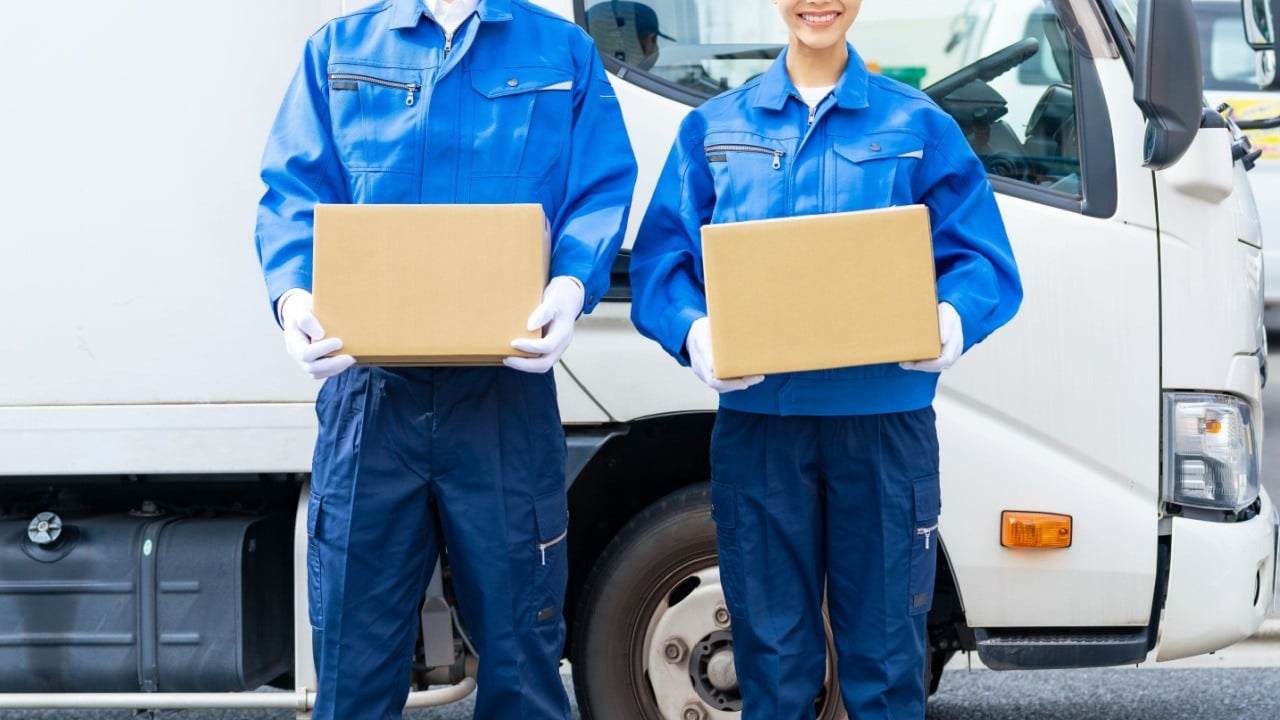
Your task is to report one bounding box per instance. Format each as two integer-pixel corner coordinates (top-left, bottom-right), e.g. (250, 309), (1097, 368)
(307, 366), (571, 720)
(710, 406), (941, 720)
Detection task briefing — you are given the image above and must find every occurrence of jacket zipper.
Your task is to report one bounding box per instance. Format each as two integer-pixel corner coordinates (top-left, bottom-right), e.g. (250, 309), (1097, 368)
(704, 144), (784, 170)
(916, 522), (939, 550)
(444, 30), (454, 57)
(538, 528), (568, 565)
(808, 103), (818, 126)
(328, 73), (419, 106)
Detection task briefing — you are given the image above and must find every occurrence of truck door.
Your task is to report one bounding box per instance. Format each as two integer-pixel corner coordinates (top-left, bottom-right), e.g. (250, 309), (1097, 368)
(936, 1), (1161, 630)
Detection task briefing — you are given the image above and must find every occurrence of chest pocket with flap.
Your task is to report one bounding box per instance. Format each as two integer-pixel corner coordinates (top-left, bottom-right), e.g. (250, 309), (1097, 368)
(831, 132), (924, 211)
(470, 67), (573, 179)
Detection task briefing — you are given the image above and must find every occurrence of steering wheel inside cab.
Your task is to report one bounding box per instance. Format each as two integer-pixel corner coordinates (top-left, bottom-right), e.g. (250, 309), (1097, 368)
(924, 37), (1063, 186)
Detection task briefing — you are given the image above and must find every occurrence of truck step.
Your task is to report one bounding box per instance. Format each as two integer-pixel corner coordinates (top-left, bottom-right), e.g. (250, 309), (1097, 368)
(974, 627), (1151, 670)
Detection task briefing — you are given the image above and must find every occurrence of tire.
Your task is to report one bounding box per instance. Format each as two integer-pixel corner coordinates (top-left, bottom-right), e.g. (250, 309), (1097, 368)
(571, 483), (846, 720)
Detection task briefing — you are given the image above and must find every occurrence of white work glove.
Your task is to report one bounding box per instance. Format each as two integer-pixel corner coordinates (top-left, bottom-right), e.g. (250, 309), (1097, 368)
(505, 276), (585, 374)
(900, 302), (963, 373)
(279, 289), (355, 380)
(686, 317), (764, 393)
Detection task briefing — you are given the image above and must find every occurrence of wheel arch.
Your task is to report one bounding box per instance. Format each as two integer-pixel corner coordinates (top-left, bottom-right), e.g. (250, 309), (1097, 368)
(929, 535), (973, 657)
(561, 411), (974, 663)
(564, 412), (716, 647)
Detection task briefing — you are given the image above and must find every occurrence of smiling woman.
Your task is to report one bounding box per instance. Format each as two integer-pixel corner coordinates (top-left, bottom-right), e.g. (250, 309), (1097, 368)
(772, 0), (860, 64)
(625, 0), (1023, 718)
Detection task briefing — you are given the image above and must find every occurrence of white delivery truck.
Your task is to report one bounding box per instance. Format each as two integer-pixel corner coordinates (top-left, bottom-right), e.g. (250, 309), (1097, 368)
(0, 0), (1275, 718)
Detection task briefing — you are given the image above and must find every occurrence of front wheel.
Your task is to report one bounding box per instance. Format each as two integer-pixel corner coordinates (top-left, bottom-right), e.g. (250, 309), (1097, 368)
(571, 483), (846, 720)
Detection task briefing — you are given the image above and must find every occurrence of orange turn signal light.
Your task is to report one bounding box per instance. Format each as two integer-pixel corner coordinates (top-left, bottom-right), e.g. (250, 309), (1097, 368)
(1001, 511), (1072, 549)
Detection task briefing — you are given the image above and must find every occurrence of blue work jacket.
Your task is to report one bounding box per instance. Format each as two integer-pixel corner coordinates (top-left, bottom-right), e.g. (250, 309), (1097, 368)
(255, 0), (638, 315)
(630, 45), (1022, 416)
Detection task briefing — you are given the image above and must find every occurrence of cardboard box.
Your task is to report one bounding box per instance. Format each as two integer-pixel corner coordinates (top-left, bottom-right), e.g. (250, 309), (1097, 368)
(702, 205), (940, 378)
(312, 203), (549, 365)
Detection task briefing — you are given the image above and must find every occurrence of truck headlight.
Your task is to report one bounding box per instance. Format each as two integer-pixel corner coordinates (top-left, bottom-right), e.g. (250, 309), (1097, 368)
(1163, 393), (1259, 512)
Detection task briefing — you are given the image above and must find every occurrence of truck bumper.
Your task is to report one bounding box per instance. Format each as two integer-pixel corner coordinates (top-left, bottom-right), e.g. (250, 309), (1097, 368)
(1155, 491), (1278, 660)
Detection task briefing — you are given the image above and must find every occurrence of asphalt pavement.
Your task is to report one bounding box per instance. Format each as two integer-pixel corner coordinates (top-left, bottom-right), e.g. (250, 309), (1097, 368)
(5, 662), (1278, 720)
(925, 667), (1280, 720)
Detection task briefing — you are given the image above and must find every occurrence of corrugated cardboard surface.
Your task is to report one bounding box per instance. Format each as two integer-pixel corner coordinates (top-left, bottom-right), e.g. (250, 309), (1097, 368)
(702, 205), (940, 378)
(312, 203), (548, 365)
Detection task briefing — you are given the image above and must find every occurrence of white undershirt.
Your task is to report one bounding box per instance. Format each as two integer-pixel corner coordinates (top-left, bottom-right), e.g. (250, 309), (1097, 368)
(428, 0), (478, 35)
(797, 85), (835, 109)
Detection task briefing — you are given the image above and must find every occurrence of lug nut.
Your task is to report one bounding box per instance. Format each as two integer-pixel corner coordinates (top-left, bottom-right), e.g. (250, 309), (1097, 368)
(663, 638), (688, 663)
(682, 704), (706, 720)
(714, 606), (730, 627)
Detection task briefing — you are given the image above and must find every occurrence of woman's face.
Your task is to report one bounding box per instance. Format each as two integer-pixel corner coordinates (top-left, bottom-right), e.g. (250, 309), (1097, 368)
(773, 0), (860, 52)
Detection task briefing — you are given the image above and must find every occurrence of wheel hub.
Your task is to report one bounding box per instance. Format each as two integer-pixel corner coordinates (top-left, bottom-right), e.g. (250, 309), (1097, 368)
(644, 567), (740, 719)
(705, 649), (737, 692)
(688, 631), (741, 710)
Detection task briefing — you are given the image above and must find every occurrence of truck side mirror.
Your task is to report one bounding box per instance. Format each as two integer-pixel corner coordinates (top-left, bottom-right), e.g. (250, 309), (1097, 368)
(1241, 0), (1280, 88)
(1242, 0), (1278, 50)
(1133, 0), (1203, 170)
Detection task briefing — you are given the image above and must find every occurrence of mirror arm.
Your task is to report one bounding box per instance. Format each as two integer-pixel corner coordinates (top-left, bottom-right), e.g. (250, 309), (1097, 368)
(1233, 116), (1280, 130)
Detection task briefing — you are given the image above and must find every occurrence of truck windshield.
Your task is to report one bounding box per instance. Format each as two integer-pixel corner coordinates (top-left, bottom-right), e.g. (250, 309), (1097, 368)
(582, 1), (971, 97)
(584, 0), (1088, 195)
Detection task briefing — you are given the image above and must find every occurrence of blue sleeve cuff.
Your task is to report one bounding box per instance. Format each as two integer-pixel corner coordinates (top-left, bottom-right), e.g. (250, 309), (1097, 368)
(667, 306), (707, 366)
(937, 293), (979, 353)
(267, 272), (312, 323)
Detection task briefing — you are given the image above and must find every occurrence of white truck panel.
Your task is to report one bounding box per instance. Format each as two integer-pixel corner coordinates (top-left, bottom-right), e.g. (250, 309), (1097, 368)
(0, 365), (605, 474)
(555, 364), (614, 424)
(938, 392), (1157, 626)
(608, 67), (691, 250)
(563, 304), (715, 422)
(0, 1), (343, 408)
(938, 190), (1161, 626)
(0, 0), (608, 468)
(0, 404), (315, 475)
(1158, 140), (1268, 395)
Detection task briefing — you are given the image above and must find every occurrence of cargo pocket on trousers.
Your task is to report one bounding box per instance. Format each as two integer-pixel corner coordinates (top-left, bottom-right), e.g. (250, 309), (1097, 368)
(307, 495), (324, 629)
(908, 473), (941, 616)
(531, 489), (569, 625)
(710, 481), (747, 623)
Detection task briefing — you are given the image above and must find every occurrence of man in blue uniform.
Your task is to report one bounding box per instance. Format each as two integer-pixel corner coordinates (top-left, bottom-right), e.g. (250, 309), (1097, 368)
(629, 1), (1020, 717)
(254, 1), (637, 718)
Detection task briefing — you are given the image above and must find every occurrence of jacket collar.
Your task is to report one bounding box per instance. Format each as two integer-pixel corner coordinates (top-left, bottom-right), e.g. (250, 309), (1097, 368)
(390, 0), (512, 29)
(752, 43), (870, 112)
